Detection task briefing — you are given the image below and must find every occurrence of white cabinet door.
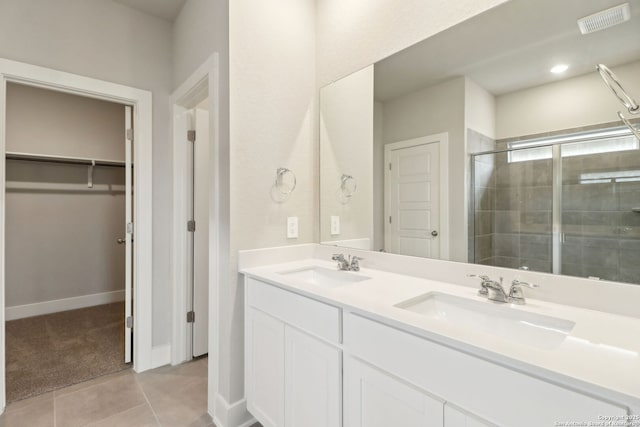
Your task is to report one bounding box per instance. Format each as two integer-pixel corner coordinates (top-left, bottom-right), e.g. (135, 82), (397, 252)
(444, 404), (494, 427)
(345, 356), (443, 427)
(284, 326), (341, 427)
(246, 308), (285, 427)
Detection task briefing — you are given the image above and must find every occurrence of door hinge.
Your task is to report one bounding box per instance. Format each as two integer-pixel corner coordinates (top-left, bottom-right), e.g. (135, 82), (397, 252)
(187, 220), (196, 232)
(126, 129), (133, 141)
(126, 316), (133, 328)
(187, 130), (196, 143)
(126, 222), (134, 234)
(187, 311), (195, 323)
(389, 216), (392, 224)
(389, 163), (392, 171)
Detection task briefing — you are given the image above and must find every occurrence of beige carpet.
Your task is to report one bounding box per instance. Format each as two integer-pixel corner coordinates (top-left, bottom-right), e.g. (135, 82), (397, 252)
(5, 302), (130, 402)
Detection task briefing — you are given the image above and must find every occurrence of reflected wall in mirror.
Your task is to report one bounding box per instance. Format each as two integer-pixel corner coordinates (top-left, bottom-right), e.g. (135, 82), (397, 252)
(319, 0), (640, 284)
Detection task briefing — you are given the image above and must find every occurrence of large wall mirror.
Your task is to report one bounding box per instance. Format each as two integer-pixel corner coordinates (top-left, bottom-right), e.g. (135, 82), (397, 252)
(319, 0), (640, 284)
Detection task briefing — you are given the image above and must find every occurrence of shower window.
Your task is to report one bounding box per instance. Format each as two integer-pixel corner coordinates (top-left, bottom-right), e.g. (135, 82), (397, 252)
(507, 127), (638, 163)
(471, 125), (640, 284)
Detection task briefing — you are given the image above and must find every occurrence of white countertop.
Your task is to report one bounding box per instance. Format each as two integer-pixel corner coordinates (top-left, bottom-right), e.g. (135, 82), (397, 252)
(241, 258), (640, 412)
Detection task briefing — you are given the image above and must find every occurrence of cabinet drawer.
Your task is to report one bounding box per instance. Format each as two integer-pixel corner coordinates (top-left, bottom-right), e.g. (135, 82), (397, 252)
(248, 278), (341, 343)
(344, 313), (627, 427)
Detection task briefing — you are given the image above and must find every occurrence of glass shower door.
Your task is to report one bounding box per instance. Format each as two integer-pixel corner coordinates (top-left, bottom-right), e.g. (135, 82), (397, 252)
(471, 147), (554, 273)
(559, 137), (640, 283)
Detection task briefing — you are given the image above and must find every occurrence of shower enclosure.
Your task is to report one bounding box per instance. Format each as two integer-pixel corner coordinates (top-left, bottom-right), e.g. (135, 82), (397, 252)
(470, 125), (640, 284)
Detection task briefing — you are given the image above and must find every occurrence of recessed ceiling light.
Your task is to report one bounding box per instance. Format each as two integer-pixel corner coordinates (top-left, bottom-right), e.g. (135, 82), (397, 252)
(550, 64), (569, 74)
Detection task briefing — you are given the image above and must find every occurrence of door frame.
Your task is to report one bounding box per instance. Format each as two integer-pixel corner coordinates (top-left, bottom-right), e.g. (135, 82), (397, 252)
(0, 58), (154, 409)
(171, 54), (225, 417)
(383, 133), (450, 260)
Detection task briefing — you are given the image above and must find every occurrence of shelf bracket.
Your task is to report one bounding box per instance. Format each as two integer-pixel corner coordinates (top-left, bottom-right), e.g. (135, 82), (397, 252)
(88, 160), (95, 188)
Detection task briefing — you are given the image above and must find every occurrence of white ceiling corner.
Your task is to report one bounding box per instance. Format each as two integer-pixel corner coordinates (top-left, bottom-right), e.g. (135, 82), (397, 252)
(112, 0), (188, 22)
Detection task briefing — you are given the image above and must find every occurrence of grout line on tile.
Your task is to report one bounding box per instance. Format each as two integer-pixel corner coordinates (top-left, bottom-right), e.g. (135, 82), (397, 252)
(54, 370), (132, 400)
(133, 372), (161, 426)
(84, 403), (148, 427)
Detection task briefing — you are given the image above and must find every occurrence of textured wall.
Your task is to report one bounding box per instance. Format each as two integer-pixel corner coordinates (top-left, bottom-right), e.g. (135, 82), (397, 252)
(320, 65), (374, 245)
(228, 0), (317, 402)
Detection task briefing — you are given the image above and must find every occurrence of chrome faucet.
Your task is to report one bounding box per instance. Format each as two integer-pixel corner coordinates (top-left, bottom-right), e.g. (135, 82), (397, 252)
(508, 279), (539, 305)
(332, 254), (363, 271)
(468, 275), (538, 305)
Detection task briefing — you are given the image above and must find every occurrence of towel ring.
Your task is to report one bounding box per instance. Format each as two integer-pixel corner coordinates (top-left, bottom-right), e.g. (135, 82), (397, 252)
(275, 168), (296, 195)
(618, 111), (640, 142)
(340, 174), (357, 198)
(597, 64), (639, 115)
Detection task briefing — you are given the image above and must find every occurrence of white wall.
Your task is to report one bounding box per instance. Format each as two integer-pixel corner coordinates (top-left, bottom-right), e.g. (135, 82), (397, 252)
(0, 0), (173, 346)
(5, 84), (125, 311)
(173, 0), (229, 90)
(496, 60), (640, 139)
(316, 0), (510, 87)
(320, 66), (374, 246)
(228, 0), (316, 404)
(381, 77), (467, 261)
(465, 78), (496, 140)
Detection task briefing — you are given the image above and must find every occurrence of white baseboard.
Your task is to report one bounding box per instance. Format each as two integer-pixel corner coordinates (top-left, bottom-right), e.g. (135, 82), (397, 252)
(150, 344), (171, 368)
(5, 290), (125, 321)
(213, 394), (255, 427)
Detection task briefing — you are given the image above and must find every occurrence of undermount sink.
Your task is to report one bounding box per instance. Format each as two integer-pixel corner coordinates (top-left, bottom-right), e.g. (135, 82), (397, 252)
(278, 266), (371, 288)
(395, 292), (575, 349)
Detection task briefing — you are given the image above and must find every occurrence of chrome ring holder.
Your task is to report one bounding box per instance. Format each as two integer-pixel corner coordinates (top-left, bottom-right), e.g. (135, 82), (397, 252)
(271, 167), (296, 203)
(597, 64), (639, 114)
(337, 174), (357, 204)
(597, 64), (640, 141)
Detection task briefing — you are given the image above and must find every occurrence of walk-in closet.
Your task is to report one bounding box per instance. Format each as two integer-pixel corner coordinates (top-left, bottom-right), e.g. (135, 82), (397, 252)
(4, 82), (132, 402)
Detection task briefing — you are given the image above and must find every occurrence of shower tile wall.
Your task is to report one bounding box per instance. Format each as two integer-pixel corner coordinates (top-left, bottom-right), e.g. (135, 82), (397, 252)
(492, 141), (553, 273)
(561, 150), (640, 283)
(471, 129), (640, 285)
(470, 133), (553, 274)
(468, 129), (495, 265)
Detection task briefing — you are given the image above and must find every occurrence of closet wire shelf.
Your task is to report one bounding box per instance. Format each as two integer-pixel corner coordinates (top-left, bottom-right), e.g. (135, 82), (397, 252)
(5, 151), (128, 168)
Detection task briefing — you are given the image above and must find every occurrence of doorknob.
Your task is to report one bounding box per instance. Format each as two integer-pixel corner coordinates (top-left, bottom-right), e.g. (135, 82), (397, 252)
(117, 238), (126, 244)
(431, 230), (439, 237)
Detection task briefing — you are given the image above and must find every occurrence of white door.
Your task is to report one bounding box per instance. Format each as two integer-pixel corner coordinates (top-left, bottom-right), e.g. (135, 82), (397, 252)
(246, 308), (285, 427)
(444, 404), (495, 427)
(385, 137), (442, 258)
(190, 108), (209, 357)
(344, 357), (443, 427)
(124, 106), (133, 364)
(284, 326), (341, 427)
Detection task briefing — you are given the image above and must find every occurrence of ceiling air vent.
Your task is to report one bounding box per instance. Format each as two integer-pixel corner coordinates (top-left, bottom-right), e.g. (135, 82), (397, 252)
(577, 3), (631, 34)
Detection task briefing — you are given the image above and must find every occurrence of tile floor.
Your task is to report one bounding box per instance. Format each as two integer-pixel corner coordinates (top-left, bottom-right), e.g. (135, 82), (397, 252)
(0, 356), (212, 427)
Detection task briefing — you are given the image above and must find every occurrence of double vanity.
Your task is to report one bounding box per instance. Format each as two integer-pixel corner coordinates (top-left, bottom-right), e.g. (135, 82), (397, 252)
(240, 244), (640, 427)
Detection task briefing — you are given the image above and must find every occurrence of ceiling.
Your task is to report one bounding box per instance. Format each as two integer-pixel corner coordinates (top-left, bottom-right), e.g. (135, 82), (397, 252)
(374, 0), (640, 101)
(112, 0), (187, 22)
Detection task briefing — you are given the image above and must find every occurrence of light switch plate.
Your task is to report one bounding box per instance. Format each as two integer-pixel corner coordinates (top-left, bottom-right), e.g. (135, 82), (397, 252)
(287, 217), (299, 239)
(331, 216), (340, 236)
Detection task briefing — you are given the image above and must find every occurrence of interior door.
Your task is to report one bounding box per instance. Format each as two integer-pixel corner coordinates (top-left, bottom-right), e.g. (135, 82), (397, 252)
(385, 139), (441, 258)
(124, 105), (133, 364)
(191, 108), (209, 357)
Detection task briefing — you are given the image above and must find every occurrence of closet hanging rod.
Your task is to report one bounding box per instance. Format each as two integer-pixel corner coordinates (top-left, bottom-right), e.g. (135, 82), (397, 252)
(5, 151), (128, 168)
